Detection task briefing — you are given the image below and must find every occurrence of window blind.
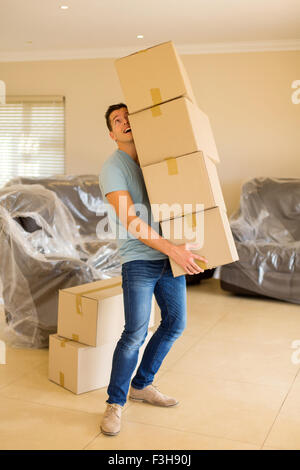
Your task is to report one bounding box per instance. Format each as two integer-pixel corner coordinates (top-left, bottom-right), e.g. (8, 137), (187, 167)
(0, 95), (65, 188)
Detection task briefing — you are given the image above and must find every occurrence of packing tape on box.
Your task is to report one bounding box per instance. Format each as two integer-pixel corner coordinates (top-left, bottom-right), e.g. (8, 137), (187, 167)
(186, 214), (208, 270)
(186, 213), (197, 229)
(59, 333), (80, 343)
(60, 372), (64, 387)
(150, 88), (162, 117)
(164, 157), (178, 175)
(151, 105), (162, 117)
(195, 259), (208, 270)
(75, 280), (122, 315)
(150, 88), (162, 105)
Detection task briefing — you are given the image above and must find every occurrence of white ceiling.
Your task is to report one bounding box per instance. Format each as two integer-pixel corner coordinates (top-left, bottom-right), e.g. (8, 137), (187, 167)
(0, 0), (300, 61)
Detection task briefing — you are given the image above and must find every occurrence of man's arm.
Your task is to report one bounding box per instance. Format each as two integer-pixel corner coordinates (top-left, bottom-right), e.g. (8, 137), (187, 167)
(106, 190), (207, 275)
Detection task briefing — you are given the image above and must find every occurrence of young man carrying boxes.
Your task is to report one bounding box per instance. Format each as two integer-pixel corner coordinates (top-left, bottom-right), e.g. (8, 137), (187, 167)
(99, 40), (237, 436)
(98, 103), (206, 435)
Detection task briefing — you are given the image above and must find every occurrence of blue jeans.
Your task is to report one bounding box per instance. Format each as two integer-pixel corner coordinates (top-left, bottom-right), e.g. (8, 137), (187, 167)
(106, 259), (187, 406)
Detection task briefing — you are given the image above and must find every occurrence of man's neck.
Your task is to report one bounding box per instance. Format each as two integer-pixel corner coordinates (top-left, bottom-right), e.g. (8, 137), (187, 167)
(118, 142), (140, 165)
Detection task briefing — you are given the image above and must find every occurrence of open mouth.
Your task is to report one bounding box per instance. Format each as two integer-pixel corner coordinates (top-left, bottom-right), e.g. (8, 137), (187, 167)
(124, 128), (131, 134)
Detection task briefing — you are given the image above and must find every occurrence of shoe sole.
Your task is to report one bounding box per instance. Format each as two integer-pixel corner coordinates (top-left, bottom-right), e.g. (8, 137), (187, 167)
(100, 426), (120, 436)
(129, 396), (179, 407)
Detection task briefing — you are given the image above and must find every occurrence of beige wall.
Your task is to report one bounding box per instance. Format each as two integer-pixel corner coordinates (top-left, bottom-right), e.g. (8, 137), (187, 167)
(0, 50), (299, 215)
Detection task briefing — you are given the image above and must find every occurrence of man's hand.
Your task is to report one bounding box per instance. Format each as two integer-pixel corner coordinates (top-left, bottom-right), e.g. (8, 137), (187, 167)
(168, 243), (208, 275)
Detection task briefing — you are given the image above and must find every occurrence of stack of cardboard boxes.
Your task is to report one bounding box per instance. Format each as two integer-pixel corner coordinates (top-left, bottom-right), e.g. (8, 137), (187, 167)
(115, 41), (239, 276)
(48, 277), (155, 394)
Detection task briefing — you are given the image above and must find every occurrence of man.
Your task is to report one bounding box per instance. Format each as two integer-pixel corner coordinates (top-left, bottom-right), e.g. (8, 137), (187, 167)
(99, 103), (207, 436)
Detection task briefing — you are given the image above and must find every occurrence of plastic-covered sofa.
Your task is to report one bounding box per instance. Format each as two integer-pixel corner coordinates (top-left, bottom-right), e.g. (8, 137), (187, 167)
(0, 176), (121, 348)
(220, 177), (300, 304)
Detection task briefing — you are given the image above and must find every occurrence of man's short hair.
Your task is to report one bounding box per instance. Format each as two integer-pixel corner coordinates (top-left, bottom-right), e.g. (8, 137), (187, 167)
(105, 103), (127, 131)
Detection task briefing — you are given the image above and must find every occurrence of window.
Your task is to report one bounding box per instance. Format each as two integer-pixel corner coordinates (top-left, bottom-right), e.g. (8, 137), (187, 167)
(0, 96), (65, 187)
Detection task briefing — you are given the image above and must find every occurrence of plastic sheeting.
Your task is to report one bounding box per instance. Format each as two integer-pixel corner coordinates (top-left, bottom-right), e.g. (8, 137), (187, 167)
(0, 181), (121, 348)
(220, 177), (300, 304)
(5, 175), (107, 238)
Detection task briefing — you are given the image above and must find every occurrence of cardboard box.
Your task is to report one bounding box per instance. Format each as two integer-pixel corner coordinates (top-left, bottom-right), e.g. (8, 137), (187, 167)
(57, 277), (156, 347)
(115, 41), (196, 114)
(161, 207), (239, 277)
(129, 97), (220, 167)
(142, 151), (226, 222)
(48, 330), (153, 394)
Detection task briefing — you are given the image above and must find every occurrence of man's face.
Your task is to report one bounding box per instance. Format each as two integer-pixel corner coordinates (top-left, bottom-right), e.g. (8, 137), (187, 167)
(109, 107), (133, 144)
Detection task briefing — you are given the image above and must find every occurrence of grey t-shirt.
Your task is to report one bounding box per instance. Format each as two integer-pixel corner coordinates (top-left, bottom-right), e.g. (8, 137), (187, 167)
(99, 149), (167, 264)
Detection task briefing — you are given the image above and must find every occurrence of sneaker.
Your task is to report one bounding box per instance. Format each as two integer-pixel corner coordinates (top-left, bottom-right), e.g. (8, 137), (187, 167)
(100, 403), (123, 436)
(129, 384), (179, 407)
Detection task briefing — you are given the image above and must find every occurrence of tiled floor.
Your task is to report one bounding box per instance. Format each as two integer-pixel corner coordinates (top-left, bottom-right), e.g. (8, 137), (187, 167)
(0, 279), (300, 450)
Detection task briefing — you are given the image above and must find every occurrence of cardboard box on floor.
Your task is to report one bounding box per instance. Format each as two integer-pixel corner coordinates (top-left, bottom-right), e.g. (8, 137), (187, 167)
(115, 41), (196, 114)
(161, 207), (239, 277)
(57, 277), (156, 347)
(142, 151), (226, 222)
(129, 97), (220, 167)
(48, 330), (153, 394)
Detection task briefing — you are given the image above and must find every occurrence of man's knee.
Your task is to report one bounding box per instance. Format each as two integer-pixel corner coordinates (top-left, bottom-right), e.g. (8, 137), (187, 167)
(119, 328), (147, 351)
(158, 317), (186, 340)
(169, 314), (187, 338)
(174, 320), (186, 337)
